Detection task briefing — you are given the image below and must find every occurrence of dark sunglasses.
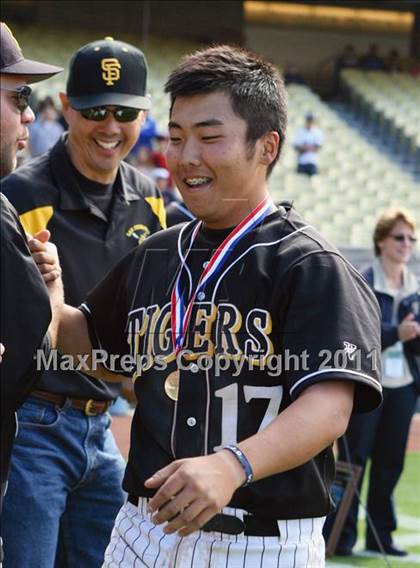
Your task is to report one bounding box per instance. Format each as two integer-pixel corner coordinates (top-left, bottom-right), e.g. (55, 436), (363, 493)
(1, 85), (32, 113)
(79, 106), (141, 123)
(390, 234), (417, 243)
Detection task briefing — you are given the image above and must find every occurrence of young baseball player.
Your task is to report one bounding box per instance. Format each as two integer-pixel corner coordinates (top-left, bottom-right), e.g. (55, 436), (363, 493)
(52, 45), (382, 567)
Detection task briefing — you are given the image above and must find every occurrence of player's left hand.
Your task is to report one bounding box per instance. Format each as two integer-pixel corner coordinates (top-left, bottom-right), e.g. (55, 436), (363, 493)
(145, 451), (245, 536)
(27, 229), (62, 284)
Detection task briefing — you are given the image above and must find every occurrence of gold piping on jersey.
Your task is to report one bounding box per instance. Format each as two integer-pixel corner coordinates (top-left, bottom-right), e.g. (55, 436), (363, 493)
(145, 196), (167, 229)
(19, 205), (54, 235)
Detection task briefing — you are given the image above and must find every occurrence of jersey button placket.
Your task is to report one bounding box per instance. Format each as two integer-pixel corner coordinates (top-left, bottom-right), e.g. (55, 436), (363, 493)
(174, 367), (205, 457)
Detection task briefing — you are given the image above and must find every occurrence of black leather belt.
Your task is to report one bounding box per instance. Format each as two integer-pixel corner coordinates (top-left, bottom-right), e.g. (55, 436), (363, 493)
(202, 513), (280, 536)
(127, 495), (280, 536)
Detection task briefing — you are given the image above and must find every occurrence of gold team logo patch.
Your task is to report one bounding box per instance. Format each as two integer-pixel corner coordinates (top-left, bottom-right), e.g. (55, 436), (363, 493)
(101, 58), (121, 86)
(126, 224), (150, 245)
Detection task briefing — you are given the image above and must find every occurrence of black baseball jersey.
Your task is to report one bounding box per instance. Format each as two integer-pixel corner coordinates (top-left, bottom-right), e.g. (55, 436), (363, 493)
(0, 194), (51, 499)
(2, 136), (166, 400)
(82, 205), (382, 519)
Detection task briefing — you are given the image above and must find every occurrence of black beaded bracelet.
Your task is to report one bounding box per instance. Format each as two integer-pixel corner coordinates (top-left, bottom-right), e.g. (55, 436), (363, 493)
(223, 445), (254, 487)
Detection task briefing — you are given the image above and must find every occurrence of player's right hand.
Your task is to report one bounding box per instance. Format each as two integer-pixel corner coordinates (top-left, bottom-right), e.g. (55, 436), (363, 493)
(27, 230), (62, 284)
(144, 451), (245, 537)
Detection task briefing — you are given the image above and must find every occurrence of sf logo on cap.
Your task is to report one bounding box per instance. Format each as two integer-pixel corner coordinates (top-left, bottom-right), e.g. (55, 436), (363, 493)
(101, 58), (121, 86)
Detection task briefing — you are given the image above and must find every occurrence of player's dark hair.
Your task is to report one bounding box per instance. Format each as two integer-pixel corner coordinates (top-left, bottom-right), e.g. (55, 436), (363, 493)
(373, 207), (416, 256)
(164, 45), (287, 177)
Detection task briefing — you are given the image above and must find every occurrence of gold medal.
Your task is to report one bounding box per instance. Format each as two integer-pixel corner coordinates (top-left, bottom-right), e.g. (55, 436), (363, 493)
(164, 370), (180, 401)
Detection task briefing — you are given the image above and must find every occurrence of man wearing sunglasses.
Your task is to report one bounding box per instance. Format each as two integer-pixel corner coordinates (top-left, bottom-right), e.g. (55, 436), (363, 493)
(1, 36), (165, 568)
(0, 20), (63, 561)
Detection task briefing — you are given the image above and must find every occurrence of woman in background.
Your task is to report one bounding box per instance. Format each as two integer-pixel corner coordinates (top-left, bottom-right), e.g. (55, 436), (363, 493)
(335, 207), (419, 557)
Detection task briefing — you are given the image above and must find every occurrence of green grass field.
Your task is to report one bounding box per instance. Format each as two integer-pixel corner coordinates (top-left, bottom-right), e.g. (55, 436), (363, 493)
(327, 453), (420, 568)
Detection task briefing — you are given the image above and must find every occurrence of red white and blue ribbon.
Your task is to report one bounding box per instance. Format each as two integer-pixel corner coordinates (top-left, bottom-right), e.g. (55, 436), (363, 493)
(170, 196), (276, 354)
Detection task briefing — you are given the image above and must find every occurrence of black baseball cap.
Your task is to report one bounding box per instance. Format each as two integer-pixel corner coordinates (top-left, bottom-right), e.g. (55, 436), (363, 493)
(67, 36), (151, 111)
(0, 22), (63, 82)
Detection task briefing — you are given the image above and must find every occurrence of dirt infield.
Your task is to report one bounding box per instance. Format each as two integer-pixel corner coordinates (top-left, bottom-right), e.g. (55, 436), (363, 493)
(111, 412), (420, 461)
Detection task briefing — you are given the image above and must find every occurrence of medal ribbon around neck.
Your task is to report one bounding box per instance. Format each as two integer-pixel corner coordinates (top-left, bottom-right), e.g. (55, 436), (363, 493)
(170, 196), (276, 355)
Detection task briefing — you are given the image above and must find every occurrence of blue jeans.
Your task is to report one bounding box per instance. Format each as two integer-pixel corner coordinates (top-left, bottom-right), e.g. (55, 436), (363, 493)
(2, 397), (125, 568)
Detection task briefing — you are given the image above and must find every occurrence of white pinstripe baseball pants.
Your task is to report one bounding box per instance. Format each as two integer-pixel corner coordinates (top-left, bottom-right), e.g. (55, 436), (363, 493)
(102, 499), (326, 567)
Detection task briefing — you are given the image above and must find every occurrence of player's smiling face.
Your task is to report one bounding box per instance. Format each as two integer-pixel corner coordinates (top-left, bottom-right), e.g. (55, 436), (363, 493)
(167, 91), (275, 229)
(60, 92), (145, 183)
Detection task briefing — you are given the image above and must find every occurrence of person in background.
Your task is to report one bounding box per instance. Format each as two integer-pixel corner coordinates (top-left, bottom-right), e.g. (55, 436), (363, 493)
(334, 45), (359, 95)
(360, 44), (385, 71)
(283, 64), (306, 86)
(165, 199), (196, 226)
(333, 208), (419, 558)
(28, 96), (64, 156)
(385, 49), (403, 73)
(152, 167), (176, 204)
(129, 111), (158, 159)
(409, 60), (420, 77)
(132, 144), (155, 178)
(151, 130), (174, 188)
(151, 130), (169, 167)
(337, 45), (359, 71)
(293, 112), (324, 176)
